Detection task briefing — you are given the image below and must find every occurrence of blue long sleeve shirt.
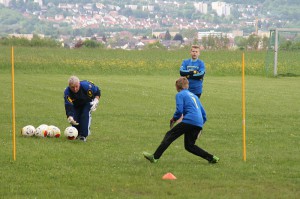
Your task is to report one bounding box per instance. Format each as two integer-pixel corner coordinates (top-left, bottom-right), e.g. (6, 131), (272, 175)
(180, 58), (205, 95)
(173, 89), (206, 128)
(64, 80), (101, 117)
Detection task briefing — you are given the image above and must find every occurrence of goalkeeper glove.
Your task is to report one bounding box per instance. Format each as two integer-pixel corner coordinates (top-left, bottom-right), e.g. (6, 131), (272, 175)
(67, 116), (79, 125)
(189, 70), (195, 75)
(90, 98), (99, 111)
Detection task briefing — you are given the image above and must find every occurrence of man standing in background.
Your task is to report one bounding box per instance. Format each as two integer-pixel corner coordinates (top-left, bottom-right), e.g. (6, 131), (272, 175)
(180, 45), (205, 98)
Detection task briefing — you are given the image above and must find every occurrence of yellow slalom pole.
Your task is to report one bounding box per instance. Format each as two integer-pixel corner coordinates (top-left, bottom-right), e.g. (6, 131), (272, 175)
(11, 46), (16, 161)
(242, 53), (246, 161)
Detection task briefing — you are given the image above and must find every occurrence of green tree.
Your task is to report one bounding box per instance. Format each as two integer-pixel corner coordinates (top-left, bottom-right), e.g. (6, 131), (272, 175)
(119, 8), (133, 17)
(207, 35), (216, 50)
(102, 35), (107, 43)
(132, 10), (148, 18)
(144, 41), (166, 50)
(0, 35), (60, 47)
(291, 42), (300, 50)
(193, 38), (199, 45)
(83, 39), (103, 48)
(201, 37), (207, 49)
(247, 34), (260, 50)
(262, 36), (269, 50)
(179, 4), (195, 19)
(280, 40), (293, 50)
(30, 35), (61, 47)
(173, 33), (183, 43)
(180, 29), (197, 39)
(85, 28), (95, 37)
(165, 30), (171, 40)
(234, 36), (248, 50)
(222, 35), (230, 49)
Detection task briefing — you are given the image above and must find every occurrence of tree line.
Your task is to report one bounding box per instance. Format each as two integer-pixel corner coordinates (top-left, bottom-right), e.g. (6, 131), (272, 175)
(1, 34), (299, 51)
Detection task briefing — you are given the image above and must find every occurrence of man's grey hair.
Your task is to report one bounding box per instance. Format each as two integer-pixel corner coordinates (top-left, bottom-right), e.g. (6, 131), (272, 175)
(68, 76), (80, 85)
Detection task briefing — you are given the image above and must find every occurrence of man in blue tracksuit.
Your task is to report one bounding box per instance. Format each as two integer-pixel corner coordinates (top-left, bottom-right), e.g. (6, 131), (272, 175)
(64, 76), (101, 142)
(143, 77), (219, 163)
(180, 45), (205, 98)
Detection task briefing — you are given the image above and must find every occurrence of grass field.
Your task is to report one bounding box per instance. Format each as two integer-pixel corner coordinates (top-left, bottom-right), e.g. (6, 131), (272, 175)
(0, 47), (299, 198)
(1, 46), (300, 76)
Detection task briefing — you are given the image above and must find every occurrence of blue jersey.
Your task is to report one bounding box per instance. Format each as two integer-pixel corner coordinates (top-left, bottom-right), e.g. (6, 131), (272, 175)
(64, 80), (101, 117)
(173, 89), (206, 127)
(180, 59), (205, 95)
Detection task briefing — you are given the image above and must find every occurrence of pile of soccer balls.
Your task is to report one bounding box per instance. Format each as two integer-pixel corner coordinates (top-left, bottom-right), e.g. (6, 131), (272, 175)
(21, 124), (78, 140)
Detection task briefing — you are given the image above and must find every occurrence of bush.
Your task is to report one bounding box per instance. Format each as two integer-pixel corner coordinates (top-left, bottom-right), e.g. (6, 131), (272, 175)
(0, 35), (61, 47)
(82, 39), (104, 48)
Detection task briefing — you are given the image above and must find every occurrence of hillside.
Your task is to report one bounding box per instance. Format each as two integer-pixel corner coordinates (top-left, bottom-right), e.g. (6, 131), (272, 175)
(0, 0), (299, 38)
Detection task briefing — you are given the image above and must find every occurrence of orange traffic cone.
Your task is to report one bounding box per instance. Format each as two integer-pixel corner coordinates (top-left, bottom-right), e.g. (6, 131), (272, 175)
(162, 172), (177, 180)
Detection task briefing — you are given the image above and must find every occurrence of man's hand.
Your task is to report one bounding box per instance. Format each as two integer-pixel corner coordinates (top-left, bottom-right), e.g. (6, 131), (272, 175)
(90, 98), (99, 111)
(170, 118), (176, 129)
(67, 116), (79, 125)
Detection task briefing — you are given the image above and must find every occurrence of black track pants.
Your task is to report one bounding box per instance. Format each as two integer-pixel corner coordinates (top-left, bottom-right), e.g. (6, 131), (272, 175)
(153, 122), (213, 161)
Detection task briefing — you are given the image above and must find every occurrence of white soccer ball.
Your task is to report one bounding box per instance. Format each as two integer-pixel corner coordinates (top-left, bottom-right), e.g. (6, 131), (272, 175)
(21, 125), (36, 137)
(64, 126), (78, 140)
(35, 124), (48, 138)
(47, 125), (61, 138)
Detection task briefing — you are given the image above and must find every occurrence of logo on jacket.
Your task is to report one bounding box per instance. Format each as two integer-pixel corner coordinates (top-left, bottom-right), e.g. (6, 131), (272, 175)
(67, 96), (74, 103)
(87, 90), (93, 97)
(187, 65), (198, 71)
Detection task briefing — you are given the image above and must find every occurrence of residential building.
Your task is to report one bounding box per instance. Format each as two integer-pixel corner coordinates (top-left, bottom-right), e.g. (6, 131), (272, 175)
(198, 30), (224, 39)
(194, 2), (208, 14)
(0, 0), (10, 7)
(211, 1), (231, 17)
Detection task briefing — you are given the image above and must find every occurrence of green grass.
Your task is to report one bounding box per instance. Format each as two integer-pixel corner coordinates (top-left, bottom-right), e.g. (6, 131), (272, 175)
(0, 72), (299, 198)
(0, 46), (299, 76)
(0, 47), (299, 198)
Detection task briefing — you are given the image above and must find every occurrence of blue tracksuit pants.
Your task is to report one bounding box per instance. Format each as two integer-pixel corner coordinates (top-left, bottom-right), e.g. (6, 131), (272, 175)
(73, 103), (92, 137)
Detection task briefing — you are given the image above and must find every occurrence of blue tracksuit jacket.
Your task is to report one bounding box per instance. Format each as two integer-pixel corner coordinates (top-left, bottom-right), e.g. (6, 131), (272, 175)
(173, 89), (206, 128)
(180, 58), (205, 95)
(64, 80), (101, 137)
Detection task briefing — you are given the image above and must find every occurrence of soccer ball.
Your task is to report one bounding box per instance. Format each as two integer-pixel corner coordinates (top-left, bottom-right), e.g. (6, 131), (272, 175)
(35, 124), (48, 137)
(21, 125), (36, 137)
(47, 125), (61, 138)
(64, 126), (78, 140)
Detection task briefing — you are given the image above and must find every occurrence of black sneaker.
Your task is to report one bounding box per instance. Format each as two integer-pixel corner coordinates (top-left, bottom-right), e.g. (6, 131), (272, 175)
(79, 136), (87, 142)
